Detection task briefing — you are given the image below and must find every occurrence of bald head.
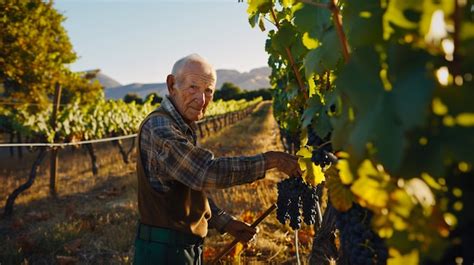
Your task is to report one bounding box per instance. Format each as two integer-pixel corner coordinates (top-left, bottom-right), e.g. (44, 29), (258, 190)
(171, 54), (216, 88)
(166, 54), (217, 123)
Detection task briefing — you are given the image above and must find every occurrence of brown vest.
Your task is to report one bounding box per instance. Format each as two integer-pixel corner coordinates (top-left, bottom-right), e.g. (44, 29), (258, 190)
(136, 110), (211, 238)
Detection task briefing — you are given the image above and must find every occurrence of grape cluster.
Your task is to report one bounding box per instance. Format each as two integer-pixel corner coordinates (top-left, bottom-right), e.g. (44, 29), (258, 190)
(336, 204), (388, 265)
(276, 177), (321, 230)
(308, 127), (338, 168)
(302, 184), (319, 225)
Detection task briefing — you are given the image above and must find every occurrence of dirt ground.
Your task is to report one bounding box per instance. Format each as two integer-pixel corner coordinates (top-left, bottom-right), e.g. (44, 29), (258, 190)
(0, 102), (315, 264)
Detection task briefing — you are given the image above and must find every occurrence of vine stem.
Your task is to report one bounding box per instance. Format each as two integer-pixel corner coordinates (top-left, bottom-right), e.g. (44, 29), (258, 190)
(326, 71), (331, 90)
(452, 0), (461, 76)
(270, 8), (308, 100)
(263, 15), (276, 27)
(4, 147), (48, 217)
(295, 229), (301, 265)
(317, 140), (332, 149)
(329, 0), (350, 63)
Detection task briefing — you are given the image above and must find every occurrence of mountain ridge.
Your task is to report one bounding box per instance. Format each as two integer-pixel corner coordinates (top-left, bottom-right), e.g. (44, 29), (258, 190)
(94, 67), (271, 100)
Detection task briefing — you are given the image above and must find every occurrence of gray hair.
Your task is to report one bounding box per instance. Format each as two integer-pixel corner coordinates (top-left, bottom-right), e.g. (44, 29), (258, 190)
(171, 54), (216, 87)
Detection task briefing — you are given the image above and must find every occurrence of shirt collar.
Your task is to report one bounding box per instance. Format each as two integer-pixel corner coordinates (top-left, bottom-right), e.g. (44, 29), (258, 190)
(161, 95), (198, 134)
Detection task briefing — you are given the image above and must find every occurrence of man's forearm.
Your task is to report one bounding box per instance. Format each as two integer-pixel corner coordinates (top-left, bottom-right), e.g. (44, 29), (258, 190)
(203, 154), (266, 189)
(263, 151), (278, 170)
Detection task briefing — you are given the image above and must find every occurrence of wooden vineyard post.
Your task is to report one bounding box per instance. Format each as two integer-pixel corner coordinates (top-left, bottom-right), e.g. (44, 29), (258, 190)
(198, 123), (204, 138)
(85, 143), (99, 176)
(212, 118), (218, 132)
(205, 120), (211, 136)
(49, 83), (62, 197)
(9, 133), (14, 157)
(16, 133), (23, 159)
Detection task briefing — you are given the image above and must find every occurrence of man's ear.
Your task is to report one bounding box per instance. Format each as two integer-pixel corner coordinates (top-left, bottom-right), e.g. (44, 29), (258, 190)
(166, 74), (176, 95)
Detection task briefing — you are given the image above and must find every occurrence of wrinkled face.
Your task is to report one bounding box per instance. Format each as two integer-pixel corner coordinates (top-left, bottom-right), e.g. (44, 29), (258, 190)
(167, 61), (216, 123)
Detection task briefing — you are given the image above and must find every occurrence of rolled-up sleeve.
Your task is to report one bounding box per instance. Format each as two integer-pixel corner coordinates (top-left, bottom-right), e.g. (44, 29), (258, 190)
(147, 117), (266, 191)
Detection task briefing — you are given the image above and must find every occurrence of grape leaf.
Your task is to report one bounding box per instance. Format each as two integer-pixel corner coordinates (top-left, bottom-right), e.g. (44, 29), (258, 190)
(312, 109), (331, 139)
(248, 12), (259, 28)
(302, 32), (318, 50)
(342, 0), (383, 46)
(336, 160), (354, 185)
(297, 146), (325, 186)
(279, 0), (295, 8)
(329, 93), (352, 151)
(351, 160), (389, 208)
(292, 1), (331, 39)
(247, 0), (273, 15)
(386, 248), (419, 265)
(303, 28), (341, 78)
(301, 95), (322, 128)
(335, 45), (436, 172)
(388, 44), (435, 129)
(271, 22), (298, 55)
(326, 166), (354, 212)
(383, 0), (420, 39)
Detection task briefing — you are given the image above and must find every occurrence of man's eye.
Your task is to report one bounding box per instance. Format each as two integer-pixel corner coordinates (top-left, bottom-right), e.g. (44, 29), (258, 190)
(205, 89), (214, 95)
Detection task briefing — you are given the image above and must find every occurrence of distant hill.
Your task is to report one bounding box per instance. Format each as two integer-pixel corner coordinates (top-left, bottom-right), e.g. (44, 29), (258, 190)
(82, 69), (122, 89)
(105, 83), (168, 100)
(95, 72), (122, 89)
(99, 67), (271, 100)
(215, 67), (271, 92)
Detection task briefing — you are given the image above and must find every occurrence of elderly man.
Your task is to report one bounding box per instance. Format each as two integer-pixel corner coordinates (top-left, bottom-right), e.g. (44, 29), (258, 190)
(133, 54), (301, 264)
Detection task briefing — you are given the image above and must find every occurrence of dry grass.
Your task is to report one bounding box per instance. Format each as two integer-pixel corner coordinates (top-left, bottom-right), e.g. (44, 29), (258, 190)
(0, 140), (139, 264)
(201, 102), (314, 265)
(0, 102), (314, 265)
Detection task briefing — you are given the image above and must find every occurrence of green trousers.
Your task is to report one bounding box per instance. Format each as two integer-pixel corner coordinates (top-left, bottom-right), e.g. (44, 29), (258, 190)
(133, 224), (204, 265)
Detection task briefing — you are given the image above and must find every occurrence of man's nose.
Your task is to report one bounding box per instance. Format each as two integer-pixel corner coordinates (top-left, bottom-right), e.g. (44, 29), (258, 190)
(194, 91), (205, 106)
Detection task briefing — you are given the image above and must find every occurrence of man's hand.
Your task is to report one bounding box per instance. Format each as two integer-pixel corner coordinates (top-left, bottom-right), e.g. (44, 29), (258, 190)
(223, 219), (258, 243)
(263, 151), (302, 177)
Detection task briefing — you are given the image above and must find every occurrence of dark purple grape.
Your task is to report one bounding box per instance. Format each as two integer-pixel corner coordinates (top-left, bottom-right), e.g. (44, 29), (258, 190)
(307, 126), (338, 167)
(335, 204), (388, 265)
(275, 177), (322, 230)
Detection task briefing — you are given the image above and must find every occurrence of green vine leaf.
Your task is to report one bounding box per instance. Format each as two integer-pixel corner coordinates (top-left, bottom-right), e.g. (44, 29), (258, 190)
(292, 1), (331, 39)
(342, 0), (383, 46)
(303, 28), (341, 78)
(297, 146), (325, 186)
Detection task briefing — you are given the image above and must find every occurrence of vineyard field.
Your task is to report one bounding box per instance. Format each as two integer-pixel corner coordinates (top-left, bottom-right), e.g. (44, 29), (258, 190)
(0, 102), (317, 264)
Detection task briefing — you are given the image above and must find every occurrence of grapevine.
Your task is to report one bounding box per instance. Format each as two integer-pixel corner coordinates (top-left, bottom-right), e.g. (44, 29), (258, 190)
(0, 97), (263, 144)
(246, 0), (474, 263)
(205, 97), (262, 117)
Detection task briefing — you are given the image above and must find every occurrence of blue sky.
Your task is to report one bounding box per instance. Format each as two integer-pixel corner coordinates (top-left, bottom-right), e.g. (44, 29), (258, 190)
(54, 0), (270, 85)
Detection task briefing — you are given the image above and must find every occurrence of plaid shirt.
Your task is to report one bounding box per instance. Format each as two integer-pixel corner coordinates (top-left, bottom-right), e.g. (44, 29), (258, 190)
(139, 96), (266, 232)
